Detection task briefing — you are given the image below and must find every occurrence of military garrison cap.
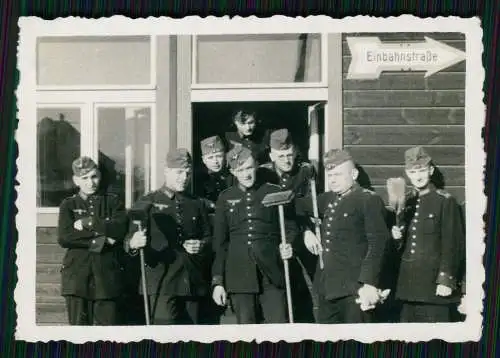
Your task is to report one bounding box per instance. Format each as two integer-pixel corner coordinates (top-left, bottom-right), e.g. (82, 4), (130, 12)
(227, 146), (253, 170)
(405, 146), (431, 169)
(72, 156), (98, 177)
(166, 148), (192, 168)
(270, 128), (293, 150)
(201, 135), (225, 155)
(323, 149), (353, 170)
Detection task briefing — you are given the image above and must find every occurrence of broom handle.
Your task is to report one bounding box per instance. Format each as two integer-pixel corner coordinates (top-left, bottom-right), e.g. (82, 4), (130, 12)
(310, 179), (324, 269)
(137, 223), (151, 325)
(278, 205), (294, 323)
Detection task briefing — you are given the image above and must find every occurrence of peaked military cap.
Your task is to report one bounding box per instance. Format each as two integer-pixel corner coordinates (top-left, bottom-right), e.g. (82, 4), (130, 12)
(405, 146), (432, 169)
(227, 145), (253, 170)
(201, 135), (225, 155)
(72, 156), (98, 177)
(270, 128), (293, 150)
(166, 148), (192, 168)
(323, 149), (353, 170)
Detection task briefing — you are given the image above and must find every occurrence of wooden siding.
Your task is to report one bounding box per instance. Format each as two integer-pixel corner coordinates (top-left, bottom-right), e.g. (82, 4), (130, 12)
(342, 32), (466, 204)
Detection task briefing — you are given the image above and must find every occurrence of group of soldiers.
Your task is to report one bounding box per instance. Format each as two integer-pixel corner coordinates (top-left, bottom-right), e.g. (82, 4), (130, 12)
(57, 109), (466, 326)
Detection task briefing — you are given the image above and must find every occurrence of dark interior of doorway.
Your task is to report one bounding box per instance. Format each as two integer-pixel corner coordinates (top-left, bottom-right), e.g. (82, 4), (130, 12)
(192, 101), (324, 188)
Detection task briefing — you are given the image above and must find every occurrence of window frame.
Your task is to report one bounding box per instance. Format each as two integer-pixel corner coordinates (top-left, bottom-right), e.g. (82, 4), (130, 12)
(36, 35), (157, 91)
(191, 33), (328, 89)
(36, 91), (157, 225)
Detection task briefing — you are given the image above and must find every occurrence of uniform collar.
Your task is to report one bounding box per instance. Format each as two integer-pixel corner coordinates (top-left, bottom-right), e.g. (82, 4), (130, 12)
(416, 183), (436, 197)
(161, 185), (178, 199)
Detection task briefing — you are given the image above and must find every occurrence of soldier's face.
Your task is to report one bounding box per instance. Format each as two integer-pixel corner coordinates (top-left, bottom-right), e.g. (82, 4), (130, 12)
(405, 165), (434, 189)
(231, 157), (257, 188)
(326, 161), (357, 194)
(270, 147), (296, 173)
(202, 151), (225, 173)
(164, 166), (192, 192)
(73, 169), (101, 196)
(234, 116), (256, 137)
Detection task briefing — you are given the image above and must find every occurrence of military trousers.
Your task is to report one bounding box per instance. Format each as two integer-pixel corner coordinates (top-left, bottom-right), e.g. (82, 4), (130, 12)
(150, 295), (202, 325)
(229, 272), (287, 324)
(399, 301), (454, 323)
(65, 295), (118, 325)
(317, 294), (372, 324)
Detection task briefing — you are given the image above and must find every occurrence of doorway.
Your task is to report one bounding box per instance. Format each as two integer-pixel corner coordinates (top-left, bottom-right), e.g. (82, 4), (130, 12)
(192, 101), (325, 190)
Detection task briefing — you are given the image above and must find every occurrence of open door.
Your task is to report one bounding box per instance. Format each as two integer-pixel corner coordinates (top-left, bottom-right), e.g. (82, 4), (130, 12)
(307, 102), (326, 192)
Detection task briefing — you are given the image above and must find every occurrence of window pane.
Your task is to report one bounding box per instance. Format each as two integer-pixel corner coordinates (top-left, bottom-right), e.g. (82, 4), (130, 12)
(196, 34), (322, 84)
(98, 107), (151, 207)
(37, 36), (151, 86)
(37, 108), (81, 207)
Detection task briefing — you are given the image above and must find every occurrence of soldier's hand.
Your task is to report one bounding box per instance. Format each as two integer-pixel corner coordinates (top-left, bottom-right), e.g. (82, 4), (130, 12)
(73, 219), (83, 231)
(183, 239), (202, 254)
(436, 284), (453, 297)
(457, 295), (467, 315)
(358, 284), (380, 307)
(129, 230), (147, 249)
(212, 285), (227, 306)
(279, 243), (293, 260)
(304, 230), (323, 255)
(391, 225), (404, 240)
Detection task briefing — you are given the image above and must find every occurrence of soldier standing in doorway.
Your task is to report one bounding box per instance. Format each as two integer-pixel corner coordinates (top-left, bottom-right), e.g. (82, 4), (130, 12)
(257, 128), (317, 322)
(296, 149), (390, 324)
(211, 146), (294, 324)
(57, 156), (128, 325)
(125, 148), (213, 324)
(391, 146), (465, 322)
(195, 135), (236, 324)
(224, 107), (270, 165)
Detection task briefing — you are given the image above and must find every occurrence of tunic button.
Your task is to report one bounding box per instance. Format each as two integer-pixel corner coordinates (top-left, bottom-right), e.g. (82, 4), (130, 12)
(92, 240), (96, 244)
(247, 206), (251, 210)
(249, 226), (253, 230)
(412, 227), (416, 231)
(429, 214), (434, 218)
(248, 220), (252, 223)
(411, 242), (416, 246)
(326, 231), (331, 235)
(413, 219), (418, 223)
(440, 272), (445, 276)
(329, 218), (333, 221)
(248, 234), (252, 237)
(415, 212), (419, 217)
(247, 198), (251, 202)
(331, 210), (335, 213)
(416, 205), (420, 208)
(410, 249), (415, 254)
(247, 213), (252, 217)
(327, 224), (331, 227)
(326, 240), (330, 243)
(412, 235), (417, 239)
(325, 248), (330, 252)
(334, 202), (338, 206)
(247, 241), (252, 245)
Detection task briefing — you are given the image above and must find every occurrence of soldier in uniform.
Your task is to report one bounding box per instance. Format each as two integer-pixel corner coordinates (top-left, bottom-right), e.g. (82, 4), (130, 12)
(224, 107), (270, 165)
(57, 156), (128, 325)
(125, 148), (212, 325)
(196, 135), (235, 213)
(211, 146), (294, 324)
(391, 146), (465, 322)
(296, 149), (390, 324)
(257, 128), (317, 322)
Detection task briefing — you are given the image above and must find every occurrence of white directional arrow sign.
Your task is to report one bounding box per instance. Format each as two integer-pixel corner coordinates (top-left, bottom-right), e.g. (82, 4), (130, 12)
(346, 36), (466, 79)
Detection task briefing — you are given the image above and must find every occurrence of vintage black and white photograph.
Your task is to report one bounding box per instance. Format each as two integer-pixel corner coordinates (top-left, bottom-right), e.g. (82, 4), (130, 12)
(15, 16), (485, 343)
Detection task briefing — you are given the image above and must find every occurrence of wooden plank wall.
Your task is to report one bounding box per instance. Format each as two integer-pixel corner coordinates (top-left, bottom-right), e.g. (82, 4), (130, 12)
(342, 32), (466, 204)
(36, 228), (68, 325)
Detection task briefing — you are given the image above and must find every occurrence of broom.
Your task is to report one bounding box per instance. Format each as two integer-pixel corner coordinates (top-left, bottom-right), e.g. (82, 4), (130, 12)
(386, 177), (406, 228)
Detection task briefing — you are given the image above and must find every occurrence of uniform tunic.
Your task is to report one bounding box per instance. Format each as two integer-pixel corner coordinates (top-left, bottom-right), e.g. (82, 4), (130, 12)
(395, 188), (465, 305)
(125, 187), (212, 298)
(58, 192), (127, 300)
(195, 168), (236, 212)
(296, 185), (390, 301)
(224, 130), (270, 165)
(212, 182), (296, 293)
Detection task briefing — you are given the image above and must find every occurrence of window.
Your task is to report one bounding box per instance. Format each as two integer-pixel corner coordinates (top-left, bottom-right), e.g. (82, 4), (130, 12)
(37, 36), (153, 88)
(193, 34), (325, 87)
(97, 106), (152, 208)
(37, 107), (81, 207)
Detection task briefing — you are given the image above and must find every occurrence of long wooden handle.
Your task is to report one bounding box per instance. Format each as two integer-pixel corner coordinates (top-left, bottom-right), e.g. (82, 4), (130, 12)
(137, 222), (150, 325)
(278, 205), (294, 324)
(310, 179), (324, 269)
